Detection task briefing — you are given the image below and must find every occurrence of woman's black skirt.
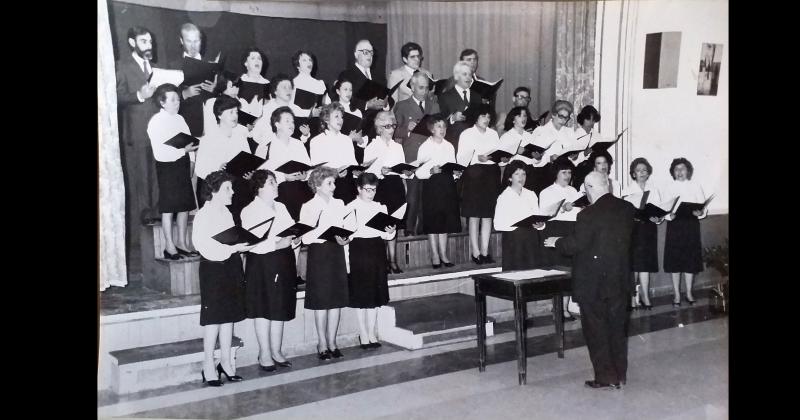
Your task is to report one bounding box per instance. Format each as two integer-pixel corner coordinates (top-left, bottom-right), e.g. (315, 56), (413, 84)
(542, 220), (575, 267)
(460, 164), (501, 217)
(375, 175), (407, 229)
(422, 173), (461, 234)
(245, 247), (298, 321)
(155, 154), (196, 213)
(502, 227), (546, 271)
(277, 180), (314, 221)
(664, 216), (703, 273)
(348, 237), (390, 308)
(305, 242), (349, 309)
(631, 219), (659, 272)
(199, 254), (247, 326)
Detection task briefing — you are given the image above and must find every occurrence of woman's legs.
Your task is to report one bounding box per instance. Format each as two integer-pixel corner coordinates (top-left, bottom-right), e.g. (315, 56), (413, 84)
(480, 218), (492, 257)
(356, 308), (370, 344)
(366, 307), (379, 342)
(437, 234), (451, 263)
(313, 310), (329, 352)
(218, 323), (235, 373)
(270, 321), (287, 362)
(327, 308), (341, 350)
(387, 238), (398, 269)
(671, 273), (682, 303)
(684, 273), (695, 301)
(254, 318), (273, 365)
(203, 324), (220, 379)
(162, 213), (177, 254)
(639, 272), (652, 306)
(468, 217), (481, 258)
(428, 234), (441, 264)
(175, 211), (190, 250)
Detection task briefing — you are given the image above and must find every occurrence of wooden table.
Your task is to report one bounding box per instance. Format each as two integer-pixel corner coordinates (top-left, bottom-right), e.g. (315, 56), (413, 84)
(472, 268), (572, 385)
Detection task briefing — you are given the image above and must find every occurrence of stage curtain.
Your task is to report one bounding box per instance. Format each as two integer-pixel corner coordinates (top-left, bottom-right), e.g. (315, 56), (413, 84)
(386, 1), (557, 117)
(555, 1), (597, 119)
(99, 0), (128, 291)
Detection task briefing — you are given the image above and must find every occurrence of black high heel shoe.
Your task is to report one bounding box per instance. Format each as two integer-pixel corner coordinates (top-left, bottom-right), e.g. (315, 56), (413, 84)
(442, 261), (455, 268)
(432, 262), (442, 269)
(272, 358), (292, 368)
(257, 357), (276, 372)
(176, 247), (199, 257)
(318, 349), (332, 360)
(201, 370), (222, 387)
(472, 255), (483, 265)
(357, 335), (372, 350)
(672, 299), (682, 308)
(639, 298), (653, 310)
(390, 263), (404, 274)
(217, 364), (243, 382)
(330, 348), (344, 358)
(482, 254), (495, 264)
(685, 296), (696, 306)
(163, 250), (182, 260)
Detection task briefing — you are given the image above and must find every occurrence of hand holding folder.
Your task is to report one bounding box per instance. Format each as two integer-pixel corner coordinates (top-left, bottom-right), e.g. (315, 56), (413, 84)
(469, 78), (504, 99)
(212, 218), (275, 245)
(673, 193), (715, 218)
(294, 88), (324, 110)
(163, 132), (200, 149)
(512, 199), (565, 226)
(275, 161), (325, 175)
(365, 212), (403, 232)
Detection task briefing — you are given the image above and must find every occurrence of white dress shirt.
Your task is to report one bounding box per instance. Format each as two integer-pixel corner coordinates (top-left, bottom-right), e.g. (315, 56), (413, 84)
(457, 126), (501, 166)
(415, 137), (457, 180)
(192, 200), (238, 261)
(531, 120), (580, 163)
(240, 197), (295, 254)
(364, 137), (408, 179)
(257, 136), (311, 183)
(345, 197), (396, 240)
(498, 129), (534, 166)
(292, 74), (326, 118)
(454, 85), (470, 107)
(355, 62), (372, 80)
(663, 179), (708, 220)
(310, 130), (357, 169)
(251, 99), (306, 144)
(579, 174), (623, 198)
(299, 194), (350, 244)
(621, 180), (663, 208)
(539, 183), (582, 222)
(195, 124), (251, 179)
(493, 187), (547, 231)
(147, 109), (191, 162)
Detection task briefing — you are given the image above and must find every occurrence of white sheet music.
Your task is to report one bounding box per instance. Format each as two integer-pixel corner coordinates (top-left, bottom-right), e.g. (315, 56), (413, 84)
(149, 68), (184, 88)
(494, 269), (568, 280)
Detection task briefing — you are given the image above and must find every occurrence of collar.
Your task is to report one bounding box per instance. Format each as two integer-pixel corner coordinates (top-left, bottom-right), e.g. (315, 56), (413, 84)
(183, 51), (202, 60)
(131, 52), (146, 70)
(404, 65), (416, 75)
(355, 63), (371, 77)
(455, 85), (469, 96)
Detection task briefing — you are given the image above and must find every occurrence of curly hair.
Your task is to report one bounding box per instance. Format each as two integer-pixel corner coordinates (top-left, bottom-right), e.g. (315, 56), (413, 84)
(307, 166), (339, 193)
(503, 160), (528, 187)
(240, 47), (268, 76)
(202, 170), (235, 202)
(319, 102), (345, 130)
(212, 95), (240, 124)
(427, 114), (447, 133)
(576, 105), (601, 125)
(669, 157), (694, 180)
(249, 169), (276, 195)
(629, 157), (653, 180)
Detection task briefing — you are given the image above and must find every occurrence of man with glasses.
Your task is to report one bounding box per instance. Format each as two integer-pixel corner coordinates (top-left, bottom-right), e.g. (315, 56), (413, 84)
(336, 39), (388, 142)
(496, 86), (539, 135)
(388, 42), (433, 103)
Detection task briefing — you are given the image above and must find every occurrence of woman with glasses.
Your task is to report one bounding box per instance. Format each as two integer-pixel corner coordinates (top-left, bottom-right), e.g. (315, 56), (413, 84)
(532, 100), (579, 165)
(346, 173), (397, 349)
(457, 104), (502, 265)
(364, 111), (411, 274)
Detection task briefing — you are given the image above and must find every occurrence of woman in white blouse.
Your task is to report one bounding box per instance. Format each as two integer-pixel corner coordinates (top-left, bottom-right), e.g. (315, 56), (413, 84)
(571, 105), (601, 187)
(493, 160), (546, 270)
(532, 100), (577, 164)
(663, 158), (708, 306)
(236, 47), (270, 118)
(309, 102), (360, 203)
(415, 116), (462, 268)
(146, 84), (199, 260)
(346, 173), (397, 349)
(201, 73), (243, 140)
(241, 170), (301, 371)
(579, 151), (622, 198)
(291, 50), (326, 119)
(251, 74), (310, 146)
(299, 166), (352, 360)
(192, 170), (255, 386)
(333, 78), (367, 149)
(621, 158), (664, 310)
(365, 111), (410, 273)
(457, 104), (502, 265)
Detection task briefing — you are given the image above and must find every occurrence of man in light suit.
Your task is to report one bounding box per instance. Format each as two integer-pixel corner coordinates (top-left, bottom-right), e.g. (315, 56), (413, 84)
(437, 61), (483, 150)
(115, 26), (160, 259)
(393, 72), (441, 235)
(387, 42), (432, 103)
(544, 171), (636, 390)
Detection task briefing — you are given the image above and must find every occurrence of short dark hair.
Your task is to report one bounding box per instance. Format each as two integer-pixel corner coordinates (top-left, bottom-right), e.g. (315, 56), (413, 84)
(270, 73), (293, 96)
(427, 114), (447, 133)
(504, 106), (529, 131)
(591, 150), (614, 168)
(202, 170), (235, 201)
(240, 47), (267, 76)
(629, 157), (653, 180)
(576, 105), (601, 125)
(212, 95), (240, 124)
(126, 26), (151, 45)
(291, 50), (316, 74)
(401, 42), (422, 59)
(356, 172), (379, 188)
(513, 86), (531, 97)
(249, 169), (276, 195)
(555, 159), (575, 174)
(153, 83), (180, 107)
(459, 48), (478, 60)
(669, 157), (694, 180)
(307, 166), (339, 193)
(504, 160), (528, 187)
(270, 106), (294, 133)
(330, 77), (354, 103)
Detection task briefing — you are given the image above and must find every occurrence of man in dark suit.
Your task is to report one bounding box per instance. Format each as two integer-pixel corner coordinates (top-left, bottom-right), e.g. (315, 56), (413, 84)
(437, 61), (483, 150)
(392, 72), (441, 235)
(544, 171), (636, 390)
(116, 26), (159, 259)
(440, 48), (481, 94)
(336, 39), (388, 161)
(169, 23), (219, 137)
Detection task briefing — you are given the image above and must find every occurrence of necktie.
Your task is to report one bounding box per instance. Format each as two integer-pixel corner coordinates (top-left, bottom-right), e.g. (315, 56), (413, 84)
(462, 89), (469, 105)
(365, 68), (372, 80)
(143, 59), (151, 77)
(418, 100), (425, 114)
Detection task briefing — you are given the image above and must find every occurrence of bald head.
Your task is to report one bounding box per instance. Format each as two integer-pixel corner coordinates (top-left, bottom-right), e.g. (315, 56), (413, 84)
(584, 171), (610, 203)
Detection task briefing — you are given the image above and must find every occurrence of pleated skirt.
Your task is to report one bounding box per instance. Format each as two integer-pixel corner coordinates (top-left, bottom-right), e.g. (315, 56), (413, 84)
(375, 175), (407, 229)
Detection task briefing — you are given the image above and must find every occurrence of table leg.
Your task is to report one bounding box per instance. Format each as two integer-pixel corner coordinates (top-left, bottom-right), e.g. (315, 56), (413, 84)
(514, 290), (527, 385)
(554, 294), (564, 358)
(475, 283), (487, 372)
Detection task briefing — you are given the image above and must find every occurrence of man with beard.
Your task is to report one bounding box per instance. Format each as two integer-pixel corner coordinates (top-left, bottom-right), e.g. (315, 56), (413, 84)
(169, 23), (219, 137)
(115, 26), (160, 262)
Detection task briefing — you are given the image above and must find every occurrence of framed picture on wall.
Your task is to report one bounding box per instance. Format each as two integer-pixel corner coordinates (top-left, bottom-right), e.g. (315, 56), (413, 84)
(697, 43), (723, 96)
(643, 31), (681, 89)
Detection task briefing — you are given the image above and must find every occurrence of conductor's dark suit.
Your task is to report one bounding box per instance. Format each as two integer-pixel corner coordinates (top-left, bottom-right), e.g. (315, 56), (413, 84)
(555, 193), (636, 385)
(437, 87), (483, 150)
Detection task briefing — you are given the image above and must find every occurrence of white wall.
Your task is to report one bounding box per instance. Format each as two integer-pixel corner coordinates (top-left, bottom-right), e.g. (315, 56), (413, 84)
(595, 0), (728, 214)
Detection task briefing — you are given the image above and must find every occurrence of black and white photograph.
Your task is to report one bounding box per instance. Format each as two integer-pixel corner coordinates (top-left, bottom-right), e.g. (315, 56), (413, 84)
(98, 1), (729, 418)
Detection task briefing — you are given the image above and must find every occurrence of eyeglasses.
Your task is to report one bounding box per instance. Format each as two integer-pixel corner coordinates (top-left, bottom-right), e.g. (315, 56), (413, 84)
(358, 49), (374, 56)
(361, 187), (377, 193)
(514, 95), (531, 100)
(380, 124), (398, 129)
(556, 113), (571, 120)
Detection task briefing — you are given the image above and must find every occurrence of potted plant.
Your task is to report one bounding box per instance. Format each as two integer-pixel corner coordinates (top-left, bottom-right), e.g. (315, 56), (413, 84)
(703, 239), (729, 312)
